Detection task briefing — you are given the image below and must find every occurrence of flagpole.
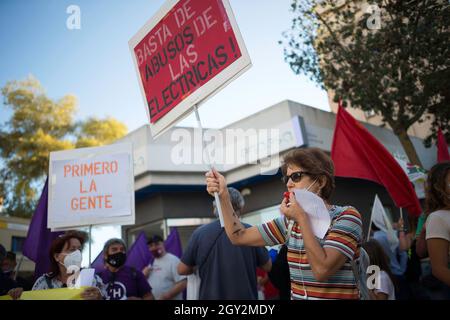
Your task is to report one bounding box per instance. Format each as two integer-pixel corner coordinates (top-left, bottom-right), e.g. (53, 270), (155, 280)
(88, 225), (92, 267)
(193, 104), (224, 227)
(14, 255), (24, 281)
(367, 194), (377, 241)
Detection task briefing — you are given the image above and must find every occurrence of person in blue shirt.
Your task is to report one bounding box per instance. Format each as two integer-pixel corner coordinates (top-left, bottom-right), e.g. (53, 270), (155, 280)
(177, 187), (271, 300)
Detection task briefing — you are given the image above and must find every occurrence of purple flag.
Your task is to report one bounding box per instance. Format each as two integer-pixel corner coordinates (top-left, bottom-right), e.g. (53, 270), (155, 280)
(125, 231), (152, 271)
(165, 227), (185, 299)
(165, 227), (182, 258)
(22, 179), (63, 279)
(91, 251), (105, 274)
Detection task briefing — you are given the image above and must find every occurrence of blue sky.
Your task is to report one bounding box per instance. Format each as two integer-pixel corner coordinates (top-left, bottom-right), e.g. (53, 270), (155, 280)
(0, 0), (330, 132)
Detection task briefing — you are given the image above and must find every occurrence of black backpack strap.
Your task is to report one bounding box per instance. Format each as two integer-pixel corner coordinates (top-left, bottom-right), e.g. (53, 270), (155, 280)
(198, 228), (225, 271)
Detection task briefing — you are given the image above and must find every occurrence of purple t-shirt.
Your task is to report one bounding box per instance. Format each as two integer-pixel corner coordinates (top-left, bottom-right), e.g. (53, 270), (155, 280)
(98, 266), (152, 300)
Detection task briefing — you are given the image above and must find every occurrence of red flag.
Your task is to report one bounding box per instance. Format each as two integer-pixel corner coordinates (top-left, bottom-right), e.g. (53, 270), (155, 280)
(437, 128), (450, 163)
(331, 103), (422, 217)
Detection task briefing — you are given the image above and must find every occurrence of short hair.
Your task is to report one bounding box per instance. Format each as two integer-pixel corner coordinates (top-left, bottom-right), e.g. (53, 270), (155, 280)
(48, 230), (88, 278)
(228, 187), (245, 216)
(281, 147), (335, 201)
(147, 235), (164, 246)
(103, 238), (127, 255)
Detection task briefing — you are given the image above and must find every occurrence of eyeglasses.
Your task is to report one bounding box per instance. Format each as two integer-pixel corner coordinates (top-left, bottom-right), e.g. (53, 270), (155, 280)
(282, 171), (310, 184)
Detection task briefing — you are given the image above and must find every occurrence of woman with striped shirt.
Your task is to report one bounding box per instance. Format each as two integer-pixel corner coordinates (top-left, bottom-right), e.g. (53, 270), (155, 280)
(205, 147), (363, 300)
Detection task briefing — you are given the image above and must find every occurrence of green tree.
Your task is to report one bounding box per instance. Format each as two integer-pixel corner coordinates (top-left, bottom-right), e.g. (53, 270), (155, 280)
(0, 76), (128, 218)
(75, 117), (127, 148)
(281, 0), (450, 166)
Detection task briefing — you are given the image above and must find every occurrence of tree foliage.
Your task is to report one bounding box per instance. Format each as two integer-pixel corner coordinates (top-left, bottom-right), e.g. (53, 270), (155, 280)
(281, 0), (450, 165)
(0, 76), (128, 218)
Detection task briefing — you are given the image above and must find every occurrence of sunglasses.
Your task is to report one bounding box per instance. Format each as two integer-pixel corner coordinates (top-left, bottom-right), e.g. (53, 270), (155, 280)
(282, 171), (310, 184)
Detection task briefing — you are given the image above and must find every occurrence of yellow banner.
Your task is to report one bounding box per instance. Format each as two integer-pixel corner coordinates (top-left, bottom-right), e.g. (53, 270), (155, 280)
(0, 287), (88, 300)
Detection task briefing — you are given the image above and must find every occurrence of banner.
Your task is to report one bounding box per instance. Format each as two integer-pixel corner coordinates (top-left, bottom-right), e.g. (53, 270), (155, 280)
(394, 156), (427, 199)
(48, 143), (135, 230)
(331, 103), (422, 217)
(369, 194), (399, 251)
(129, 0), (251, 137)
(0, 287), (87, 300)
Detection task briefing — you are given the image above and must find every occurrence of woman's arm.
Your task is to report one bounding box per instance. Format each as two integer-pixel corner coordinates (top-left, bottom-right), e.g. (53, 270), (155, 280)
(416, 227), (428, 258)
(427, 238), (450, 287)
(282, 194), (350, 282)
(206, 170), (266, 247)
(296, 213), (348, 282)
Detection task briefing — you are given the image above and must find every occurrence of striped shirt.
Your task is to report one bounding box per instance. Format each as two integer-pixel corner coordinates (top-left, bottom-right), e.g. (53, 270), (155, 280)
(257, 205), (363, 300)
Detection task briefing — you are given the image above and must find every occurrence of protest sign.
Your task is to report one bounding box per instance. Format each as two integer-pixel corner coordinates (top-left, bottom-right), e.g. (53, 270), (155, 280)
(48, 143), (135, 230)
(129, 0), (251, 137)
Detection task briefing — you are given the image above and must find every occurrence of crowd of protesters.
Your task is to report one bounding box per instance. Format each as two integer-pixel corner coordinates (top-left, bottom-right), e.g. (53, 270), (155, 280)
(1, 149), (449, 300)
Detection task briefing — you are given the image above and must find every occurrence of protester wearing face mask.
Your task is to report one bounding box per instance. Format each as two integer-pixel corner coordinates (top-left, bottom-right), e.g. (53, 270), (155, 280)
(8, 231), (105, 300)
(205, 147), (363, 300)
(142, 235), (187, 300)
(97, 238), (154, 300)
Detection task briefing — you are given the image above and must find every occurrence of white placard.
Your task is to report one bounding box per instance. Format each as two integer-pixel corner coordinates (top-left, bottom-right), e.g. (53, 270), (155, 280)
(76, 268), (95, 287)
(293, 189), (331, 239)
(48, 143), (135, 230)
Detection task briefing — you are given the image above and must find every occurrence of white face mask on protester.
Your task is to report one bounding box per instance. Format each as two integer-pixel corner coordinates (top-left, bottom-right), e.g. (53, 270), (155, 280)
(59, 250), (83, 269)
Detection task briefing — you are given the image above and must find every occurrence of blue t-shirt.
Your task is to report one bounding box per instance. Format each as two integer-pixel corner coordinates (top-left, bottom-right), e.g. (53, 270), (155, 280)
(373, 230), (408, 276)
(98, 266), (152, 300)
(181, 220), (270, 300)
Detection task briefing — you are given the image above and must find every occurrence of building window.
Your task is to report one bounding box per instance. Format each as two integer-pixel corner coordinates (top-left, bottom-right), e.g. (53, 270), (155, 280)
(11, 236), (26, 253)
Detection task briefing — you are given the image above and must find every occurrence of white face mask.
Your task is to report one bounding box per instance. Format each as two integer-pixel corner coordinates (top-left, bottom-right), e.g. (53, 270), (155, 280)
(60, 250), (82, 269)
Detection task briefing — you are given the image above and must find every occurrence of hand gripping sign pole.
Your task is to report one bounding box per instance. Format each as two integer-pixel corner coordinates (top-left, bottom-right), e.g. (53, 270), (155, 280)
(193, 104), (224, 227)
